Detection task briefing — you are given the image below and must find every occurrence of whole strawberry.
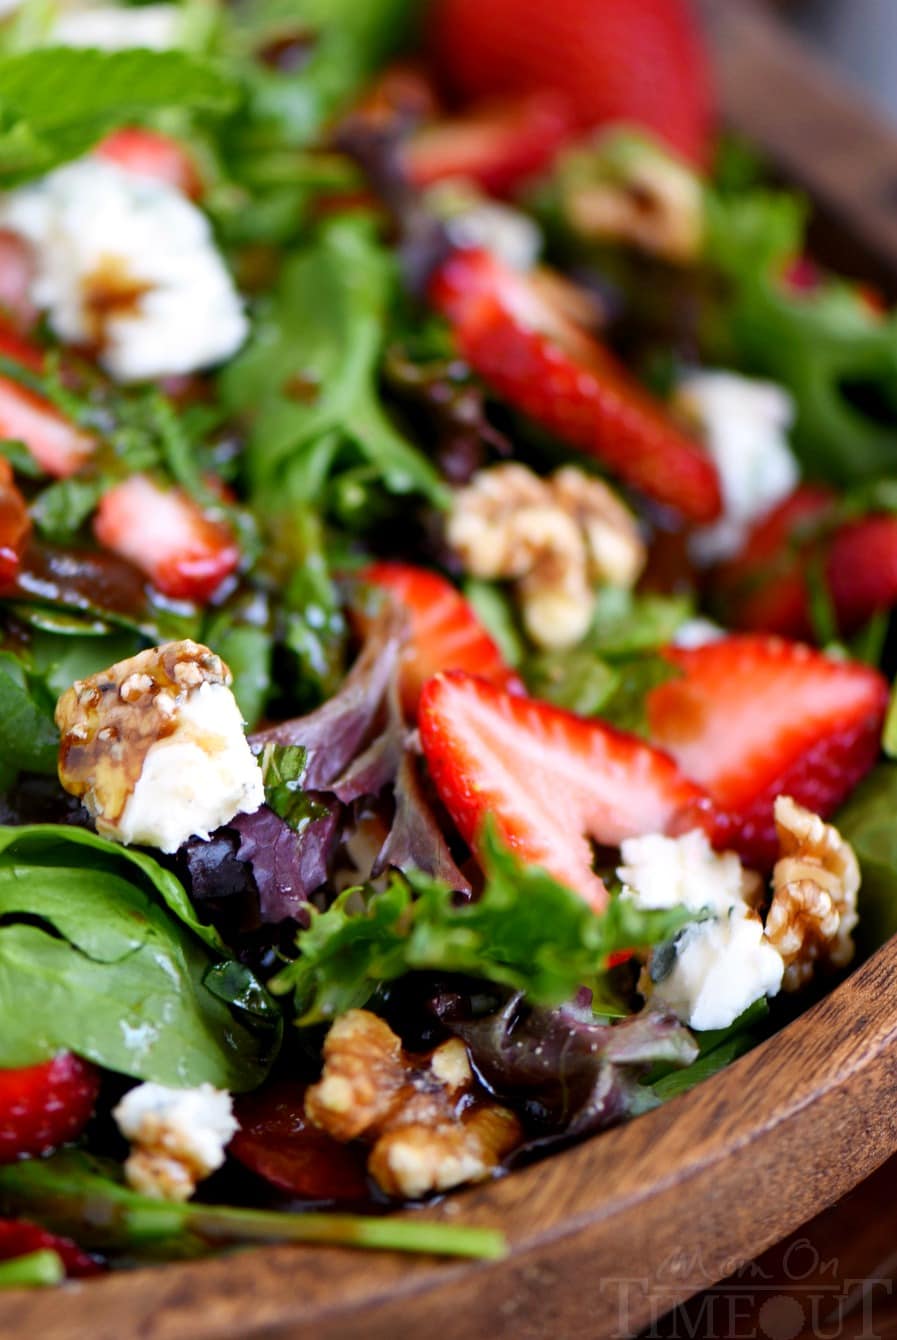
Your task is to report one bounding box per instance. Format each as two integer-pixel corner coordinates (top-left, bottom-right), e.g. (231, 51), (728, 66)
(427, 0), (714, 167)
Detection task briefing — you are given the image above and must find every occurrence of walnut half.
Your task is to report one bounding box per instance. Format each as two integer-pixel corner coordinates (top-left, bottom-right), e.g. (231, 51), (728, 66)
(446, 463), (645, 650)
(305, 1010), (521, 1199)
(765, 796), (860, 992)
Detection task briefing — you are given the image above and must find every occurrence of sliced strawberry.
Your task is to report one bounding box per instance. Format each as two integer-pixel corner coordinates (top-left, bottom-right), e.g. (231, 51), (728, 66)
(231, 1083), (370, 1203)
(647, 636), (888, 867)
(427, 0), (714, 167)
(0, 229), (37, 331)
(0, 323), (95, 478)
(419, 671), (707, 909)
(93, 473), (240, 603)
(404, 94), (574, 197)
(430, 248), (721, 522)
(0, 1052), (101, 1165)
(95, 128), (203, 200)
(356, 562), (524, 715)
(0, 1220), (102, 1278)
(713, 485), (897, 640)
(0, 455), (31, 587)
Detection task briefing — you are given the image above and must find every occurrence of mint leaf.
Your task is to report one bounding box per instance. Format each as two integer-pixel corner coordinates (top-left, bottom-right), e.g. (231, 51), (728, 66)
(270, 823), (691, 1024)
(0, 47), (238, 183)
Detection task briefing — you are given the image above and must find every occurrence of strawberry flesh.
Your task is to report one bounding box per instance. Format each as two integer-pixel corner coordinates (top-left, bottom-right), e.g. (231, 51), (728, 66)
(0, 456), (31, 588)
(648, 635), (888, 868)
(93, 473), (240, 603)
(419, 670), (708, 909)
(357, 562), (524, 715)
(713, 485), (897, 639)
(430, 248), (722, 522)
(0, 322), (95, 478)
(0, 1052), (101, 1165)
(231, 1083), (370, 1203)
(427, 0), (714, 167)
(95, 127), (203, 200)
(403, 93), (574, 197)
(0, 1220), (102, 1277)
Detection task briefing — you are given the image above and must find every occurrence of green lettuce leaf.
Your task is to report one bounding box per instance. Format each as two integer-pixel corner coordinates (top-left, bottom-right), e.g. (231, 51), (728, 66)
(220, 216), (449, 512)
(0, 827), (281, 1088)
(0, 47), (237, 183)
(270, 824), (691, 1025)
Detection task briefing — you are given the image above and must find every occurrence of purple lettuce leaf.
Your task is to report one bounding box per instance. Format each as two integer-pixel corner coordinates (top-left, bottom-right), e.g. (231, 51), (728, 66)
(251, 608), (405, 791)
(230, 800), (341, 925)
(434, 989), (697, 1141)
(373, 750), (471, 891)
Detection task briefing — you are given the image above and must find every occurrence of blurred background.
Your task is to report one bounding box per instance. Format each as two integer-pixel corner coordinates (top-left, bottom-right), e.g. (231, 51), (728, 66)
(782, 0), (897, 123)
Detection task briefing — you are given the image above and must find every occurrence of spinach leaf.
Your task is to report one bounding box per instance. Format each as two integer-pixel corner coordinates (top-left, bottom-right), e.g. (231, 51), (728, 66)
(220, 216), (448, 512)
(0, 832), (281, 1088)
(271, 823), (691, 1024)
(0, 824), (222, 950)
(836, 765), (897, 952)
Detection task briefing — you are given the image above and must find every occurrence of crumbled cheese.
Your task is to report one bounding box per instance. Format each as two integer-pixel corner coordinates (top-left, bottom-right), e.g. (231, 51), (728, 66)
(618, 829), (753, 917)
(0, 159), (247, 381)
(649, 908), (785, 1032)
(53, 3), (182, 50)
(55, 640), (264, 854)
(116, 681), (264, 852)
(672, 617), (725, 649)
(621, 828), (784, 1030)
(113, 1081), (238, 1201)
(429, 185), (543, 271)
(679, 371), (799, 565)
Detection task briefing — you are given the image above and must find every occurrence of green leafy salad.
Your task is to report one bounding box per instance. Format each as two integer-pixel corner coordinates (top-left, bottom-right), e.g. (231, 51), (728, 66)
(1, 0), (897, 1287)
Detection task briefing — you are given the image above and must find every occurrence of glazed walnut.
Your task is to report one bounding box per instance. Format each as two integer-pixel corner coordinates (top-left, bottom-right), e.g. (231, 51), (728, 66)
(764, 796), (860, 991)
(446, 463), (645, 649)
(306, 1010), (521, 1199)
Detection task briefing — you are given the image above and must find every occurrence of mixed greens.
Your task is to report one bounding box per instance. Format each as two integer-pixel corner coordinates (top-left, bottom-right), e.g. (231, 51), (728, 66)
(1, 0), (897, 1289)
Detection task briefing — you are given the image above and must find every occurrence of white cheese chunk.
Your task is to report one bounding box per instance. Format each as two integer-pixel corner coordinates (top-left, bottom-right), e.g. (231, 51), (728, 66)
(618, 828), (751, 917)
(0, 159), (247, 381)
(671, 617), (725, 649)
(681, 371), (799, 566)
(53, 3), (182, 50)
(116, 681), (264, 853)
(113, 1081), (238, 1201)
(649, 908), (785, 1032)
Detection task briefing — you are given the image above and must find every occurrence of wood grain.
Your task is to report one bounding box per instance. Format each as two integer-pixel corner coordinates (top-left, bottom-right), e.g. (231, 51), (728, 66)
(698, 0), (897, 291)
(6, 5), (897, 1338)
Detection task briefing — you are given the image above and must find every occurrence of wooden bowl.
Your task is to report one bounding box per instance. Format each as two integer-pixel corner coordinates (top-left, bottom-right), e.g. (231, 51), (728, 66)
(6, 5), (897, 1337)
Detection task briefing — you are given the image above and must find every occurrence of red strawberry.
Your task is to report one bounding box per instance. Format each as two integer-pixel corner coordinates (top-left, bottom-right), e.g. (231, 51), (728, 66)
(231, 1083), (369, 1203)
(430, 247), (721, 522)
(647, 636), (888, 868)
(93, 473), (240, 603)
(427, 0), (714, 167)
(357, 562), (524, 715)
(95, 128), (203, 199)
(0, 1221), (102, 1278)
(0, 1052), (101, 1165)
(418, 671), (707, 909)
(713, 485), (897, 640)
(0, 229), (37, 330)
(403, 94), (574, 197)
(0, 322), (95, 478)
(0, 455), (31, 588)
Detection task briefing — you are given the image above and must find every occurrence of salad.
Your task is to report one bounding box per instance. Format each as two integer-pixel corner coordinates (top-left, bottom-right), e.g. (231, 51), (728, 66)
(1, 0), (897, 1289)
